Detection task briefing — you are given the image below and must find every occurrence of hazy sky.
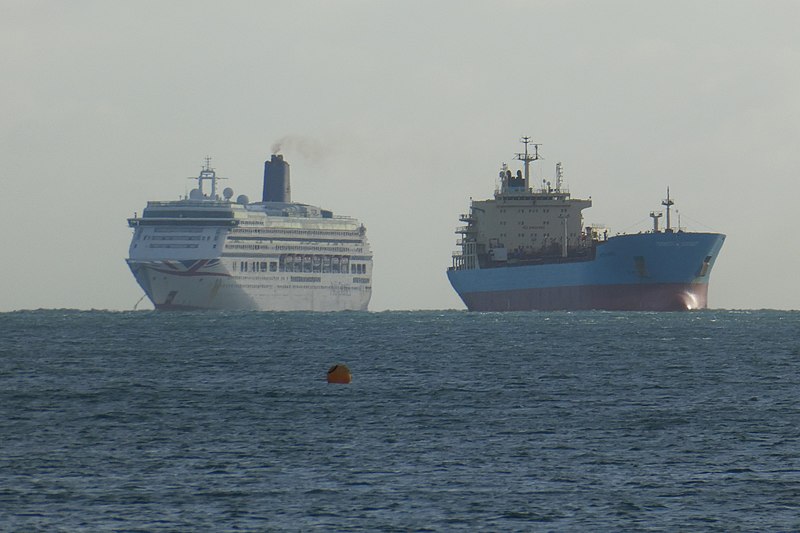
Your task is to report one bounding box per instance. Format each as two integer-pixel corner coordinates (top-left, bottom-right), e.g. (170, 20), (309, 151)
(2, 0), (799, 311)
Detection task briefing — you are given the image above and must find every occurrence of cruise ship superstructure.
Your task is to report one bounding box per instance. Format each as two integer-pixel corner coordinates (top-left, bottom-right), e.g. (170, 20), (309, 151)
(127, 155), (372, 311)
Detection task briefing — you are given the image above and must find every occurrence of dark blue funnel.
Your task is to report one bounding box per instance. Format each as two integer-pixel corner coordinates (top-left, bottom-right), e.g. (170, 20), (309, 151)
(263, 154), (291, 203)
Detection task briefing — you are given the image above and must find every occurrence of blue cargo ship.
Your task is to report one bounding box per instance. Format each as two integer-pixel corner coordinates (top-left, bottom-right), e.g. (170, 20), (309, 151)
(447, 138), (725, 311)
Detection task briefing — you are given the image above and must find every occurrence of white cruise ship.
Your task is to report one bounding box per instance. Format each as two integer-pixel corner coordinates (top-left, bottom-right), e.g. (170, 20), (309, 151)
(127, 155), (372, 311)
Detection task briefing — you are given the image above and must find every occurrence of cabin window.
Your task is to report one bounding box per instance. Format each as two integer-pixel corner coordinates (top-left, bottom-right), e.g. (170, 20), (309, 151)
(270, 262), (278, 272)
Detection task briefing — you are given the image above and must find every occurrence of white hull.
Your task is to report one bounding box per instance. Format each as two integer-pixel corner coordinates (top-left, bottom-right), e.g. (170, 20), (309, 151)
(128, 259), (370, 311)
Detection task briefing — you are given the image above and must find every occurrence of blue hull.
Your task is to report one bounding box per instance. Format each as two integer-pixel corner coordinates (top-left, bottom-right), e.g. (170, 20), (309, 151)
(447, 232), (726, 311)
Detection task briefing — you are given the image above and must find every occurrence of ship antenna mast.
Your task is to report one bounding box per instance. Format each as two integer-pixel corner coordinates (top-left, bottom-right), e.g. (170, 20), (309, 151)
(191, 155), (226, 200)
(515, 136), (540, 184)
(555, 162), (563, 191)
(662, 187), (674, 232)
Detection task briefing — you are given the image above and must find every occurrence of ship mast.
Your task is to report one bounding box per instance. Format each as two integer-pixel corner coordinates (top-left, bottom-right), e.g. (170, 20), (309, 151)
(650, 211), (663, 233)
(555, 162), (563, 192)
(662, 187), (674, 232)
(515, 136), (540, 185)
(191, 156), (226, 200)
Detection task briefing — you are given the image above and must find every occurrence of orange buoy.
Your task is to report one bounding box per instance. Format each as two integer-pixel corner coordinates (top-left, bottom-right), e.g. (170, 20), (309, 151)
(327, 364), (352, 384)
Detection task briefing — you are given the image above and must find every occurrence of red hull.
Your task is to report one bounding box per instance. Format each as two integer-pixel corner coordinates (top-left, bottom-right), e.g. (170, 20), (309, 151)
(460, 283), (709, 312)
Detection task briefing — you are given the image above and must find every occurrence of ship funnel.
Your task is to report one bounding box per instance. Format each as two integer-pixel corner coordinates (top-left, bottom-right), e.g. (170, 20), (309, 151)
(263, 154), (291, 203)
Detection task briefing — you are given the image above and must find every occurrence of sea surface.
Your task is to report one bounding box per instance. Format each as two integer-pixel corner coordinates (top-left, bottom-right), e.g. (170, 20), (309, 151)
(1, 309), (799, 531)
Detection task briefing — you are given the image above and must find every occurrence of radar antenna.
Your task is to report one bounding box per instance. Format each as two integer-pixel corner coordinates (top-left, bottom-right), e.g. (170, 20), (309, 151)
(514, 136), (541, 184)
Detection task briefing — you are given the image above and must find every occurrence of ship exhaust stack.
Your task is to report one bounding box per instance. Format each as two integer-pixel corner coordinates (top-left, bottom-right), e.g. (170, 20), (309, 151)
(263, 154), (291, 203)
